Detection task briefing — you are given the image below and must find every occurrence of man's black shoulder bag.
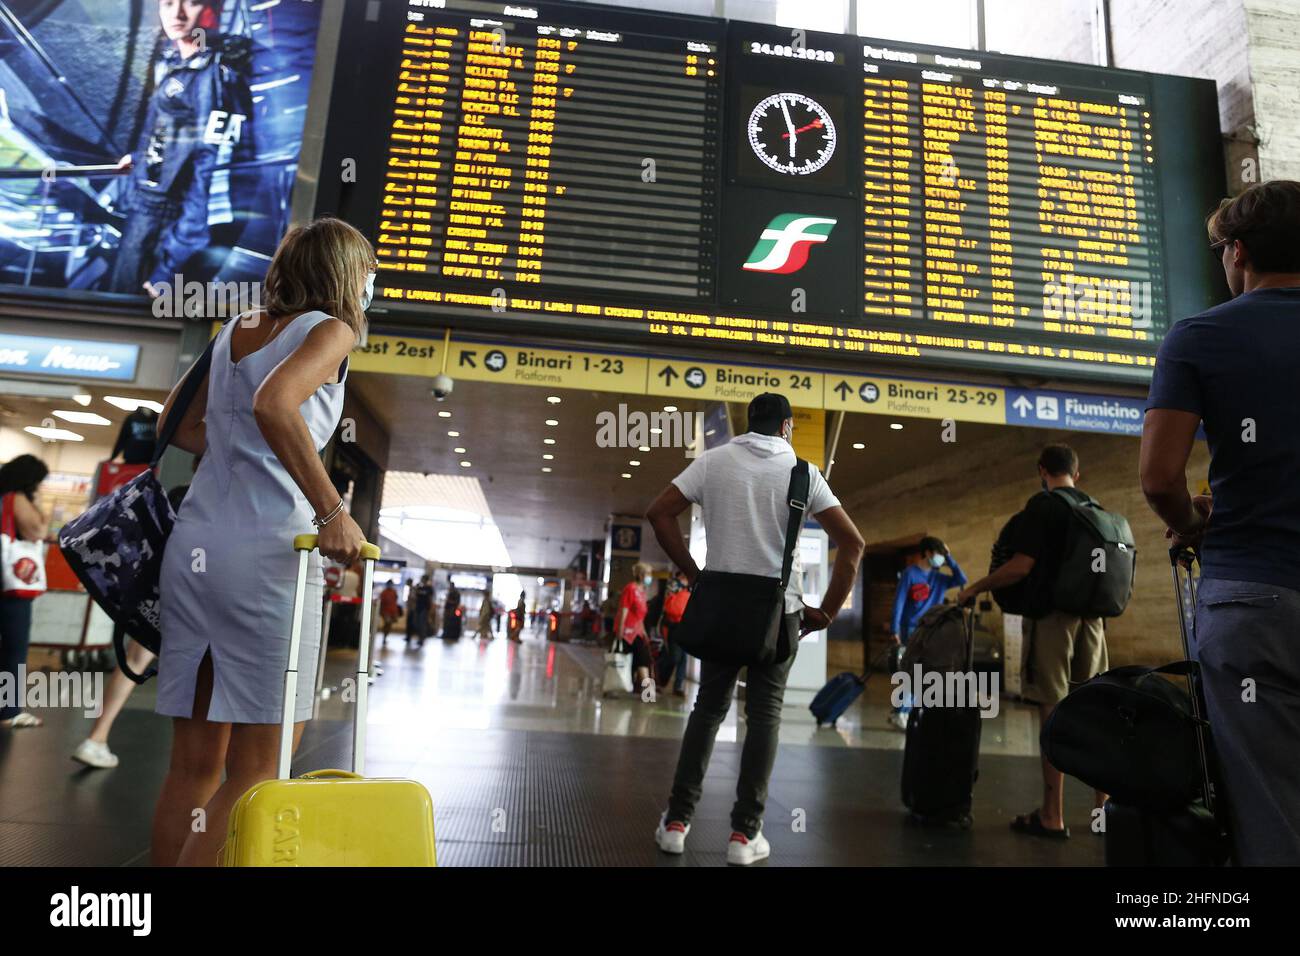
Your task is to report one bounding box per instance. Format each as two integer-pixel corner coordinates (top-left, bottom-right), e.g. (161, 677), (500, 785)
(671, 459), (810, 667)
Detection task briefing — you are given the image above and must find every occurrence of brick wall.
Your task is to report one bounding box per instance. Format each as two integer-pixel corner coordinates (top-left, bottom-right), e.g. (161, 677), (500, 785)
(835, 425), (1211, 671)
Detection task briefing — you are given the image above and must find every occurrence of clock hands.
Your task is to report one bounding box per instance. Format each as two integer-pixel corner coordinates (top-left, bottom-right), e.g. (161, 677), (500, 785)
(780, 118), (824, 139)
(779, 97), (797, 158)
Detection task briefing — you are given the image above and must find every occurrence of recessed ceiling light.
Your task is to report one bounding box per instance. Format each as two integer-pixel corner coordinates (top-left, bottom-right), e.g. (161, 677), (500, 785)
(638, 446), (650, 453)
(52, 410), (111, 426)
(545, 419), (559, 426)
(438, 411), (451, 418)
(542, 467), (552, 473)
(448, 430), (460, 437)
(73, 394), (92, 407)
(621, 473), (632, 479)
(546, 396), (561, 404)
(459, 460), (472, 468)
(649, 427), (662, 435)
(852, 442), (865, 450)
(542, 454), (554, 460)
(663, 405), (678, 413)
(543, 438), (556, 445)
(629, 460), (640, 466)
(890, 423), (903, 430)
(453, 447), (467, 454)
(24, 425), (83, 442)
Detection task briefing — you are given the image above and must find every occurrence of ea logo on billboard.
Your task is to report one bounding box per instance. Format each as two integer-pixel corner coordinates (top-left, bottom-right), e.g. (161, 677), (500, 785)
(859, 382), (880, 403)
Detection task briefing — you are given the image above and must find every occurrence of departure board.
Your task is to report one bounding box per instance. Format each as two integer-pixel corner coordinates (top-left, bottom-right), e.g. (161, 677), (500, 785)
(374, 0), (721, 300)
(317, 0), (1225, 384)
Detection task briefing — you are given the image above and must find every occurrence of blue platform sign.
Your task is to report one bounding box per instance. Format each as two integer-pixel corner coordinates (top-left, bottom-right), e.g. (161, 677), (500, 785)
(1004, 387), (1146, 436)
(0, 333), (139, 382)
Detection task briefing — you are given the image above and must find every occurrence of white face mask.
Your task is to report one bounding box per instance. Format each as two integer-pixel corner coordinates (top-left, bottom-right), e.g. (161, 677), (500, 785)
(930, 553), (946, 569)
(642, 575), (653, 587)
(360, 272), (376, 311)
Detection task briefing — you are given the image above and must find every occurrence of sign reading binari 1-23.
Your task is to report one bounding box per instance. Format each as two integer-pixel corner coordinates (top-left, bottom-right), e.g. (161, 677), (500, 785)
(314, 0), (1226, 383)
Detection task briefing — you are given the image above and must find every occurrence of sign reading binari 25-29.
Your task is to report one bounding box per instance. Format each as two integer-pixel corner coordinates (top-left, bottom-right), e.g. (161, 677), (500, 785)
(0, 334), (140, 382)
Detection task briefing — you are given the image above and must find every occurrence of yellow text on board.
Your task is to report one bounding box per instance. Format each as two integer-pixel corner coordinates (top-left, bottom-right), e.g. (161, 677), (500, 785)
(450, 343), (648, 395)
(646, 358), (825, 408)
(823, 374), (1004, 425)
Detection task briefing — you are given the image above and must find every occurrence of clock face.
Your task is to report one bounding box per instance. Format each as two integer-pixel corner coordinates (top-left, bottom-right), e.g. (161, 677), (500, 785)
(747, 92), (837, 176)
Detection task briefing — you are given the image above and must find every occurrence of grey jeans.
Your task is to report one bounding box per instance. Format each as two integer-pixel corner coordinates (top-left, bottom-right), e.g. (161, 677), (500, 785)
(1193, 577), (1300, 865)
(666, 618), (798, 839)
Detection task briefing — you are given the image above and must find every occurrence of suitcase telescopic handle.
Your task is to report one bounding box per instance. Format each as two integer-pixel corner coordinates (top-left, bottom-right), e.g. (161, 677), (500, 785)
(279, 535), (381, 780)
(1168, 546), (1216, 815)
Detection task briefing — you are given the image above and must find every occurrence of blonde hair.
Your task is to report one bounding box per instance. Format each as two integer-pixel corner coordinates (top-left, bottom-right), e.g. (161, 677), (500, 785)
(633, 562), (654, 580)
(263, 217), (376, 341)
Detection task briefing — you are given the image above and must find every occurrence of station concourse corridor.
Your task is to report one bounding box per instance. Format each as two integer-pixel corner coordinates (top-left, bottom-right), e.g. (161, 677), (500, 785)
(0, 624), (1102, 868)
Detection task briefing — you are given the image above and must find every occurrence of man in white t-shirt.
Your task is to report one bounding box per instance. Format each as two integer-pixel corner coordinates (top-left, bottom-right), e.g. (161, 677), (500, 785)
(645, 393), (865, 865)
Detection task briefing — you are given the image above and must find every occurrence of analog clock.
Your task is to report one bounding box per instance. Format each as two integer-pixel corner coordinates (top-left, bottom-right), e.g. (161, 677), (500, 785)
(746, 92), (837, 176)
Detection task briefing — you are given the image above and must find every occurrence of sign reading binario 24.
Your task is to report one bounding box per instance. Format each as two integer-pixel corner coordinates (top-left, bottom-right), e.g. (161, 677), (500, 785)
(1004, 387), (1147, 436)
(0, 333), (139, 382)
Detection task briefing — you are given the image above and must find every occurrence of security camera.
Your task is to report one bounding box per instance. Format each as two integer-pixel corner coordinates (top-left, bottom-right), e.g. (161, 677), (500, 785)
(431, 374), (454, 400)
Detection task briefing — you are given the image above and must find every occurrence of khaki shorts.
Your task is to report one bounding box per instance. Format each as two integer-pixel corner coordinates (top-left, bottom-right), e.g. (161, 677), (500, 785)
(1030, 611), (1108, 709)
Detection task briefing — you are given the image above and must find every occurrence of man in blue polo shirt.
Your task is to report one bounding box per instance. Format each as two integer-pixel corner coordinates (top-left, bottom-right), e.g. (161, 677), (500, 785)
(888, 536), (966, 729)
(1140, 179), (1300, 865)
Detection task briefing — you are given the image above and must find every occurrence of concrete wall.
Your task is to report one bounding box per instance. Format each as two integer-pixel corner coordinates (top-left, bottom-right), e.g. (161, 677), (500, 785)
(1244, 0), (1300, 182)
(833, 426), (1211, 673)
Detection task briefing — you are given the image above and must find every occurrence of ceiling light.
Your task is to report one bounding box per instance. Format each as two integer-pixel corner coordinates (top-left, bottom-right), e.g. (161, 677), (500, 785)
(545, 419), (559, 426)
(448, 430), (460, 437)
(73, 394), (92, 407)
(621, 473), (632, 479)
(438, 411), (451, 418)
(852, 442), (865, 450)
(546, 396), (561, 404)
(541, 467), (552, 473)
(459, 460), (472, 468)
(542, 454), (554, 460)
(649, 427), (662, 435)
(53, 410), (111, 426)
(890, 423), (903, 430)
(543, 438), (556, 445)
(629, 460), (640, 466)
(103, 396), (162, 413)
(24, 425), (84, 442)
(663, 405), (678, 413)
(638, 446), (650, 453)
(453, 447), (467, 454)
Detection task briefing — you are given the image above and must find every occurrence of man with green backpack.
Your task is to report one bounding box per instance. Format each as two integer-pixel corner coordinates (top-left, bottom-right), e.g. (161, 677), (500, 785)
(959, 443), (1136, 838)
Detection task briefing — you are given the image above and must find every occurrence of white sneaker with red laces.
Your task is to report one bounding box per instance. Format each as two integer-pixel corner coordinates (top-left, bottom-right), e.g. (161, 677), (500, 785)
(726, 829), (770, 865)
(655, 815), (690, 854)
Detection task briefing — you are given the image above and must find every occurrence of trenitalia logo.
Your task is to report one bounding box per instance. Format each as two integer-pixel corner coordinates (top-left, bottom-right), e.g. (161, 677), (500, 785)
(742, 214), (837, 274)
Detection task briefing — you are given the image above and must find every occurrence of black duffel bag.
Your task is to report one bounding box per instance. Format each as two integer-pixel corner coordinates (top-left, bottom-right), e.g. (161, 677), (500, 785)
(671, 459), (807, 667)
(1040, 661), (1209, 809)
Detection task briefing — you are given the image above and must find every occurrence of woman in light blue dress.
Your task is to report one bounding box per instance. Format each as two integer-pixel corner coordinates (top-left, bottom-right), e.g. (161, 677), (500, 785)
(150, 218), (376, 867)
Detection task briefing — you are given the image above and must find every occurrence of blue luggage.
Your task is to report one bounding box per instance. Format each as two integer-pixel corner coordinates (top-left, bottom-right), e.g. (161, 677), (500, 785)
(811, 650), (889, 727)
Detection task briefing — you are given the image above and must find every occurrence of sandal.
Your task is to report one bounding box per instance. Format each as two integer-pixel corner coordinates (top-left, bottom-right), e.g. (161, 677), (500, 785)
(0, 712), (43, 729)
(1010, 809), (1069, 839)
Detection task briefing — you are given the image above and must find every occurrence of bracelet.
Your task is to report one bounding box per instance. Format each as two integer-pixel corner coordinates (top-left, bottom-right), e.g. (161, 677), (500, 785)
(313, 499), (345, 529)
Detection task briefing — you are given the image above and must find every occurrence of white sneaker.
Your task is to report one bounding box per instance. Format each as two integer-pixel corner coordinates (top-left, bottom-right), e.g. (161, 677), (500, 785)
(654, 815), (690, 854)
(72, 738), (119, 769)
(887, 711), (910, 731)
(726, 830), (770, 865)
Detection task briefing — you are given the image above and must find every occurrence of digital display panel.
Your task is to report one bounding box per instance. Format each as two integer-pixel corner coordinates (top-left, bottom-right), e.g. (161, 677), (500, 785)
(316, 0), (1226, 384)
(0, 0), (325, 298)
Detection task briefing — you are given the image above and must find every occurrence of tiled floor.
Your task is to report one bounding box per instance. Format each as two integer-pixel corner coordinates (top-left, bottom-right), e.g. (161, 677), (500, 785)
(0, 629), (1103, 866)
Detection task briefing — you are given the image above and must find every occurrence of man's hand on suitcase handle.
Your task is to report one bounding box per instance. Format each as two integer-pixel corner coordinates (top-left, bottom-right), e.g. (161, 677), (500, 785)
(1165, 494), (1212, 555)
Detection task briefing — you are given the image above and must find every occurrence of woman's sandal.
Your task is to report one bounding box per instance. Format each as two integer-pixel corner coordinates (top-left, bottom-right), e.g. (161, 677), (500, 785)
(1010, 809), (1070, 839)
(0, 712), (43, 729)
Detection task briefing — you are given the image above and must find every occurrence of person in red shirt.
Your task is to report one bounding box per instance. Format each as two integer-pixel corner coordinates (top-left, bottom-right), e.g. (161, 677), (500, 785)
(614, 562), (655, 693)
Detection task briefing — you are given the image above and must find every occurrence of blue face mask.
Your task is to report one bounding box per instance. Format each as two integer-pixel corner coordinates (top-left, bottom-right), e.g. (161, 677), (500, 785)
(360, 272), (376, 311)
(930, 553), (946, 569)
(642, 575), (653, 587)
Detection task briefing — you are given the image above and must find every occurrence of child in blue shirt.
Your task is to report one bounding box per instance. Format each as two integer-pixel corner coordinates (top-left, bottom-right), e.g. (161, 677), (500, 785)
(888, 536), (967, 729)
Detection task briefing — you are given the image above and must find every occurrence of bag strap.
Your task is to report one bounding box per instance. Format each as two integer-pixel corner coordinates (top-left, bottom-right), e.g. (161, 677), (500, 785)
(780, 459), (810, 589)
(150, 332), (219, 467)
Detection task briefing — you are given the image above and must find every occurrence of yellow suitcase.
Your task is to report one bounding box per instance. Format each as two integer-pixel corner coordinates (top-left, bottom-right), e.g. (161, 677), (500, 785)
(221, 535), (437, 867)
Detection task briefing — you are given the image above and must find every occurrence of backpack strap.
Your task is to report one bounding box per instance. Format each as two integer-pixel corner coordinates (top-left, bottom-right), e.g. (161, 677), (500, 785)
(1050, 487), (1096, 509)
(780, 459), (811, 589)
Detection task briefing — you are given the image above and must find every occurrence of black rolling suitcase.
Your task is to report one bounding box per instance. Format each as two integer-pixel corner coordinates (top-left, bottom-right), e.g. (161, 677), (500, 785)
(1103, 549), (1229, 866)
(901, 608), (981, 828)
